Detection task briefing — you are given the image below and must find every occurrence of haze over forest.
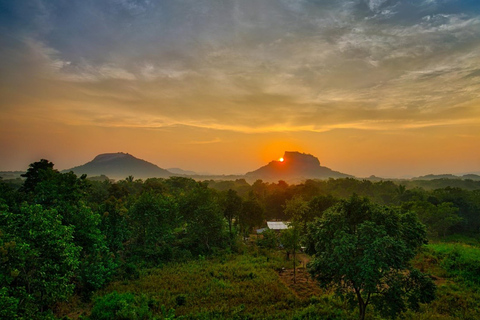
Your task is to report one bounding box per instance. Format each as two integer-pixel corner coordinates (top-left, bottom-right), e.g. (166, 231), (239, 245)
(1, 1), (480, 177)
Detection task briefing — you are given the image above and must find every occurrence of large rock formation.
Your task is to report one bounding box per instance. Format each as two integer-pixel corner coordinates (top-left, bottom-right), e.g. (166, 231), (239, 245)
(66, 152), (171, 180)
(245, 151), (352, 181)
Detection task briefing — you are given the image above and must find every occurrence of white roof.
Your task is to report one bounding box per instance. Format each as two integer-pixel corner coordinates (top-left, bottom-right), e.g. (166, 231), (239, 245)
(267, 221), (289, 230)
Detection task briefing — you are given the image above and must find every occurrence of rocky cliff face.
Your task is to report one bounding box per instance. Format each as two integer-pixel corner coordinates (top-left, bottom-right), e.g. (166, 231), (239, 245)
(245, 151), (352, 181)
(283, 151), (321, 169)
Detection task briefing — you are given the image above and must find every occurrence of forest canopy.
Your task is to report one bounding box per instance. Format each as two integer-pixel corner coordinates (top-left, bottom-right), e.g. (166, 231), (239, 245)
(1, 160), (480, 319)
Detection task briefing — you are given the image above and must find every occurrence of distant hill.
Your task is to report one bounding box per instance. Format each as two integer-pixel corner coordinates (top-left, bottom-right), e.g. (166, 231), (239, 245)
(0, 171), (25, 180)
(167, 168), (198, 176)
(412, 174), (460, 180)
(412, 174), (480, 181)
(245, 151), (353, 182)
(65, 152), (171, 180)
(463, 174), (480, 181)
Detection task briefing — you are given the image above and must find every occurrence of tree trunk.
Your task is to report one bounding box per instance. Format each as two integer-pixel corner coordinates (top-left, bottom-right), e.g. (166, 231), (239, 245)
(355, 289), (367, 320)
(293, 246), (296, 284)
(358, 301), (366, 320)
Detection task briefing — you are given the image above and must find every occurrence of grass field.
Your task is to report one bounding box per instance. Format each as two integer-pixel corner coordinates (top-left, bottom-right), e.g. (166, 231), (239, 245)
(57, 240), (480, 320)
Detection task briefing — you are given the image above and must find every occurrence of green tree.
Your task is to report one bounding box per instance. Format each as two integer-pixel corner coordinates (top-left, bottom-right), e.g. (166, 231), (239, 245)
(20, 159), (55, 194)
(409, 201), (463, 238)
(180, 184), (227, 254)
(283, 196), (308, 284)
(67, 203), (117, 296)
(305, 195), (435, 320)
(221, 189), (243, 241)
(256, 229), (278, 249)
(280, 222), (301, 284)
(128, 192), (179, 262)
(99, 196), (129, 253)
(308, 195), (337, 220)
(239, 193), (265, 239)
(0, 178), (21, 209)
(284, 196), (309, 224)
(21, 160), (89, 207)
(19, 160), (115, 297)
(0, 203), (80, 318)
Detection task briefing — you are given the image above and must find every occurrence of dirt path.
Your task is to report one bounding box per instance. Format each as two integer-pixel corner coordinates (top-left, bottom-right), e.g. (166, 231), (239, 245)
(277, 253), (324, 299)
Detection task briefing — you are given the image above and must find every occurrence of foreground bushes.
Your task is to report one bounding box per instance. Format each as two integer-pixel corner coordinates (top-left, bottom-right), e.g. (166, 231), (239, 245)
(90, 291), (153, 320)
(429, 243), (480, 286)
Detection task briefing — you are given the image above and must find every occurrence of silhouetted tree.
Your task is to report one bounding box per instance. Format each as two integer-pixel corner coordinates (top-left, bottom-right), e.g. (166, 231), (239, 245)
(20, 159), (55, 193)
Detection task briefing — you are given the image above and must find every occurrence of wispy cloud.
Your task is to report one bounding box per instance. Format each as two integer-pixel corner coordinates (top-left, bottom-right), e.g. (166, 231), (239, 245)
(188, 138), (222, 145)
(1, 0), (480, 174)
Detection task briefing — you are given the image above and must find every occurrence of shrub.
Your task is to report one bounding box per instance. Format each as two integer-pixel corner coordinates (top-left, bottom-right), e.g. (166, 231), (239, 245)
(256, 229), (278, 249)
(292, 295), (352, 320)
(90, 291), (152, 320)
(175, 294), (187, 306)
(430, 243), (480, 286)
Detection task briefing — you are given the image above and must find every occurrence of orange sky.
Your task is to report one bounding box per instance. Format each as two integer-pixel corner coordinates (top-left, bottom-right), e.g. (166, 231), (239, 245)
(1, 1), (480, 177)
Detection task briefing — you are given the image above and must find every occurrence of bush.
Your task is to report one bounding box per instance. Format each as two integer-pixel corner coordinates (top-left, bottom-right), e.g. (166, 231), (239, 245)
(0, 287), (20, 319)
(430, 243), (480, 286)
(256, 229), (278, 249)
(293, 296), (350, 320)
(117, 262), (140, 280)
(90, 291), (152, 320)
(175, 294), (187, 306)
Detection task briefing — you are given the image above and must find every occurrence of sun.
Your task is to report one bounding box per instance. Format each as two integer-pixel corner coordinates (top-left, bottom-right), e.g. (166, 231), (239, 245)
(279, 157), (284, 162)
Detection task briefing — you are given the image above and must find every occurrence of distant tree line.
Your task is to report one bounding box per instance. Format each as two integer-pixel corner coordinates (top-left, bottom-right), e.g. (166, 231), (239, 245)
(208, 177), (480, 237)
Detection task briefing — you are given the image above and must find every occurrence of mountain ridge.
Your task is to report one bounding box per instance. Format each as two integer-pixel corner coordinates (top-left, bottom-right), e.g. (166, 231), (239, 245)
(65, 152), (171, 180)
(245, 151), (352, 182)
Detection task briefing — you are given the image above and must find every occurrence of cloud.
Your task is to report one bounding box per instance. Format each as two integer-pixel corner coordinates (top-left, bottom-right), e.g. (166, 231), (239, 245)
(366, 0), (389, 12)
(1, 0), (480, 137)
(188, 138), (222, 145)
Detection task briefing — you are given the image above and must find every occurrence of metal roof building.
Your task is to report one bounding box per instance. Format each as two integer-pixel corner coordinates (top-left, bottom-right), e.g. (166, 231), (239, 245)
(266, 221), (289, 231)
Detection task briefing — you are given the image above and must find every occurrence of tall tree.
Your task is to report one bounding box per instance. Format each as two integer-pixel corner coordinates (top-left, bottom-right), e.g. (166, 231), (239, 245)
(20, 159), (55, 194)
(283, 196), (310, 284)
(280, 222), (301, 284)
(180, 183), (227, 254)
(221, 189), (243, 241)
(239, 192), (265, 239)
(305, 195), (435, 320)
(19, 160), (115, 297)
(308, 194), (337, 222)
(284, 195), (310, 233)
(129, 192), (179, 262)
(0, 203), (80, 318)
(408, 201), (463, 238)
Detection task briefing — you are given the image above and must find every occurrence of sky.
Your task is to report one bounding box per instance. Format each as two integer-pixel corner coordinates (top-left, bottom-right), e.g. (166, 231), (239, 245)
(1, 0), (480, 178)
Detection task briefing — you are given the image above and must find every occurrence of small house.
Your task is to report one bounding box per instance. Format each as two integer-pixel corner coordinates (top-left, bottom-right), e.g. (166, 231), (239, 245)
(266, 221), (289, 232)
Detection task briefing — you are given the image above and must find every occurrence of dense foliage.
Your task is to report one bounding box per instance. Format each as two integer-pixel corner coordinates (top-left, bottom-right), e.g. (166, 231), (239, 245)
(305, 195), (435, 319)
(1, 160), (480, 319)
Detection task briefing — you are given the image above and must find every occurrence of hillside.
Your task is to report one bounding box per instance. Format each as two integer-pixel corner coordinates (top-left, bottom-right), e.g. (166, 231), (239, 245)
(413, 173), (480, 181)
(167, 168), (199, 175)
(66, 152), (171, 180)
(245, 151), (352, 182)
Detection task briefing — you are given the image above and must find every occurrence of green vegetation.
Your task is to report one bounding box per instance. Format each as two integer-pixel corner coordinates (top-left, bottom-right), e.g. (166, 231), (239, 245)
(2, 160), (480, 319)
(305, 196), (435, 320)
(90, 291), (153, 320)
(100, 253), (299, 319)
(428, 243), (480, 286)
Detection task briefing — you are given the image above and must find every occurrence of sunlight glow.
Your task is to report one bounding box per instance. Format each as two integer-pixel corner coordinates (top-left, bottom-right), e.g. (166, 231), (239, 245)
(279, 157), (284, 162)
